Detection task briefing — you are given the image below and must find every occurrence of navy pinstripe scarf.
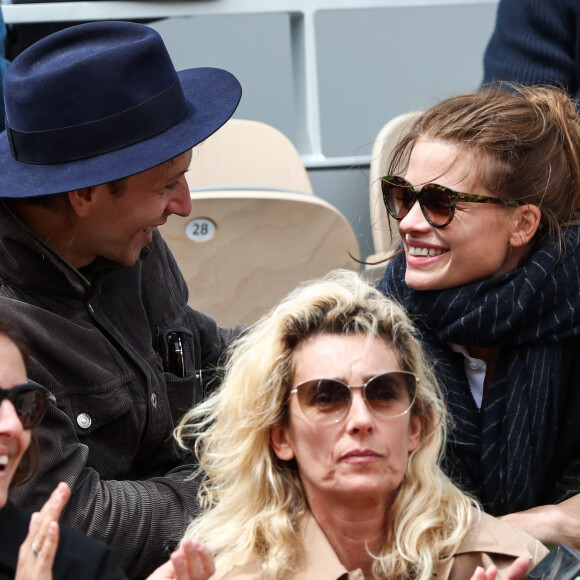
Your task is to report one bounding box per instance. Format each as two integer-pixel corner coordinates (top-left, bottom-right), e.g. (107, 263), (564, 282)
(378, 231), (580, 514)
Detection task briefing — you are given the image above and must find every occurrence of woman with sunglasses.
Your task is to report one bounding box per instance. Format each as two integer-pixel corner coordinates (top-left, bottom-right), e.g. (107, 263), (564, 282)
(0, 315), (214, 580)
(377, 83), (580, 550)
(175, 270), (546, 579)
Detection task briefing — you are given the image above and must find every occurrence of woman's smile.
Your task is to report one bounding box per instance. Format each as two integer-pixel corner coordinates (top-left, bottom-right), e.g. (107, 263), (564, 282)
(399, 140), (526, 291)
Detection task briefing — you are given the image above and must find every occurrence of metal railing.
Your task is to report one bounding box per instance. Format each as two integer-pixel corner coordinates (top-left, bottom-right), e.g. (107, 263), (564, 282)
(1, 0), (497, 169)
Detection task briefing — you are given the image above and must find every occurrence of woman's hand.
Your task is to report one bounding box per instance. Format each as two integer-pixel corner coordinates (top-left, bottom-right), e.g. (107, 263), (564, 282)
(500, 494), (580, 552)
(470, 556), (530, 580)
(15, 481), (71, 580)
(15, 480), (214, 580)
(146, 538), (215, 580)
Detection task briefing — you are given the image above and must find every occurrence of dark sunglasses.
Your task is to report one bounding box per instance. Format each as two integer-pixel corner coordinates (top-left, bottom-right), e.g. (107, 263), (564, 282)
(289, 371), (417, 423)
(0, 382), (51, 429)
(381, 175), (518, 228)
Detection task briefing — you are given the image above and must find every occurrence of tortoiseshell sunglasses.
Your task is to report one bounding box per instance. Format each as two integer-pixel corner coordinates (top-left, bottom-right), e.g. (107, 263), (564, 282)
(381, 175), (518, 228)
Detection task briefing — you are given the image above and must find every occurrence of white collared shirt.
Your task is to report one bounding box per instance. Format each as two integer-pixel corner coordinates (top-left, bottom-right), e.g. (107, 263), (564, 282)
(449, 343), (487, 409)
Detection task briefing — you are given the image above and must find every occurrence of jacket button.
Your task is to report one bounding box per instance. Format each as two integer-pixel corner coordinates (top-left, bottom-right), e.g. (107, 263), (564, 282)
(151, 393), (158, 408)
(77, 413), (92, 429)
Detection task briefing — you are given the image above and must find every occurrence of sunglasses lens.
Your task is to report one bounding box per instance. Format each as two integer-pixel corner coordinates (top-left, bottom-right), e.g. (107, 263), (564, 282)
(420, 186), (453, 226)
(382, 178), (412, 220)
(296, 379), (350, 422)
(366, 372), (416, 417)
(12, 386), (47, 429)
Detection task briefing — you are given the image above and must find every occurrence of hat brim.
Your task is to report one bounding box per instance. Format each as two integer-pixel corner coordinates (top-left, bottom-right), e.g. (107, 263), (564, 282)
(0, 67), (242, 197)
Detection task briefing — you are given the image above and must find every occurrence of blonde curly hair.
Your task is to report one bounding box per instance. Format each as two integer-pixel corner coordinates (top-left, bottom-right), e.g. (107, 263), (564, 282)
(176, 270), (477, 579)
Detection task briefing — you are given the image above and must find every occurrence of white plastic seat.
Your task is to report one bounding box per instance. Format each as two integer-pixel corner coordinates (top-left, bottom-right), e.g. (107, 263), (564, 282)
(187, 118), (314, 194)
(365, 111), (420, 281)
(161, 189), (360, 326)
(161, 119), (360, 324)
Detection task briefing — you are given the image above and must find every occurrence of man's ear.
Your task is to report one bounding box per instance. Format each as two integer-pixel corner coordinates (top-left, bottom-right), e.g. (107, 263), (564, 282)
(510, 204), (542, 248)
(270, 425), (295, 461)
(67, 188), (96, 218)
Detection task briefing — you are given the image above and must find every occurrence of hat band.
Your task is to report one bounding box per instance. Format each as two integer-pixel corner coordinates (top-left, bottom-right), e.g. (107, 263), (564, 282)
(5, 82), (188, 165)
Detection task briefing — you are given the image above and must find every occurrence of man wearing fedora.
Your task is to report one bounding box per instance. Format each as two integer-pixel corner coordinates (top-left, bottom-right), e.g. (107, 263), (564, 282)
(0, 21), (242, 579)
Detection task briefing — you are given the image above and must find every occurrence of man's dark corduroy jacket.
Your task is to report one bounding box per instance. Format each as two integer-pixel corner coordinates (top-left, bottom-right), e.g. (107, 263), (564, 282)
(0, 201), (240, 579)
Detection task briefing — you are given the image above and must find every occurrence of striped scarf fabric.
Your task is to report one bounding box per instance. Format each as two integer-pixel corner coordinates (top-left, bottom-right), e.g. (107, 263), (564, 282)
(378, 232), (580, 514)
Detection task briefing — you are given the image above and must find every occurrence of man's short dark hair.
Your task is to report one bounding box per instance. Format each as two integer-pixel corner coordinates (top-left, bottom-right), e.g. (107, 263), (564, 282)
(19, 192), (70, 211)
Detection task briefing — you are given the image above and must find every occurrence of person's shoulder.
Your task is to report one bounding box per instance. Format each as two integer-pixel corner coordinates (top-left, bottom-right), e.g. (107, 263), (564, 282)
(53, 523), (126, 580)
(462, 510), (546, 555)
(443, 509), (548, 579)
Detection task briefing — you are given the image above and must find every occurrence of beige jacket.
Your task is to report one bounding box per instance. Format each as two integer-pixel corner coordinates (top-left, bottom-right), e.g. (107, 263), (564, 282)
(221, 509), (547, 579)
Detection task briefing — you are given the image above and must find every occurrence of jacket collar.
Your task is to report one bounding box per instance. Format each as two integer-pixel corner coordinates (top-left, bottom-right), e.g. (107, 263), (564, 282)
(452, 511), (534, 558)
(300, 509), (533, 580)
(296, 514), (365, 580)
(434, 510), (537, 578)
(0, 200), (150, 296)
(0, 200), (90, 294)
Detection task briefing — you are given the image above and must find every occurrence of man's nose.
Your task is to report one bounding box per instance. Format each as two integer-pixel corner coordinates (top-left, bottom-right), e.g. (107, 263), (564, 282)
(168, 181), (192, 217)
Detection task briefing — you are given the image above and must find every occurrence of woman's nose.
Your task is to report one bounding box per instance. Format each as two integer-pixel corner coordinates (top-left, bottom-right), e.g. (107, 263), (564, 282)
(398, 199), (431, 235)
(0, 400), (24, 437)
(345, 390), (374, 433)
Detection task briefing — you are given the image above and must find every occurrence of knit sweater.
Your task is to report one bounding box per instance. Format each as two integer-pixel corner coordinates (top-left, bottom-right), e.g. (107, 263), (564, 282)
(483, 0), (580, 100)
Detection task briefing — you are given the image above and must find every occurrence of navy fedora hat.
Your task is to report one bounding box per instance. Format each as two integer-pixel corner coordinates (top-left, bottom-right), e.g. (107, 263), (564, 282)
(0, 20), (242, 198)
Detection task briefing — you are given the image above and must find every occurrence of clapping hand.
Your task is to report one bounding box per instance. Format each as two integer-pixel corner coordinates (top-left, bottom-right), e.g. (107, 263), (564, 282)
(15, 481), (215, 580)
(15, 481), (70, 580)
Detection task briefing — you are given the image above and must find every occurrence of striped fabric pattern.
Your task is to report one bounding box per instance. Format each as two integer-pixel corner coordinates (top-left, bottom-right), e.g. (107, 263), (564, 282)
(483, 0), (580, 100)
(378, 231), (580, 514)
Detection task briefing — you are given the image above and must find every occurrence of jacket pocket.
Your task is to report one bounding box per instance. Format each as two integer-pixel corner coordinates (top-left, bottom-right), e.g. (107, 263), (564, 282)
(156, 328), (202, 423)
(59, 376), (137, 477)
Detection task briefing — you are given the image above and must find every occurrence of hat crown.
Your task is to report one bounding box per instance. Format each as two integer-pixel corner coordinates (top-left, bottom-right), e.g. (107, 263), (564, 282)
(5, 21), (179, 132)
(0, 20), (241, 197)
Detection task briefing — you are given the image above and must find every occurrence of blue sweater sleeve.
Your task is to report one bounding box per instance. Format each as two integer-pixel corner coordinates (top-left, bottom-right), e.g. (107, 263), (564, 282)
(482, 0), (580, 98)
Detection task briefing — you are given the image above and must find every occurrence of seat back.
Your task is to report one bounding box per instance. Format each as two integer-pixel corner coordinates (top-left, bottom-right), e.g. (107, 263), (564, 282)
(365, 111), (420, 279)
(161, 190), (359, 326)
(187, 118), (314, 194)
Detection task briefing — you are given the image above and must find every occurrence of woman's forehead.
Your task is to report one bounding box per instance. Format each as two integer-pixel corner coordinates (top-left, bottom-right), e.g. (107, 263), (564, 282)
(291, 334), (400, 385)
(407, 139), (487, 192)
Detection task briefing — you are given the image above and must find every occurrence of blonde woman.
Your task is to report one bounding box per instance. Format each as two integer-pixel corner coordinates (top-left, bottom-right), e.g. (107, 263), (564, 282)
(176, 270), (546, 579)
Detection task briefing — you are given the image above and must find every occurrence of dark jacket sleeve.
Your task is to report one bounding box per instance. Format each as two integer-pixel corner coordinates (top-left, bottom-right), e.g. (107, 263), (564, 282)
(8, 234), (230, 579)
(541, 336), (580, 504)
(482, 0), (580, 97)
(11, 384), (201, 580)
